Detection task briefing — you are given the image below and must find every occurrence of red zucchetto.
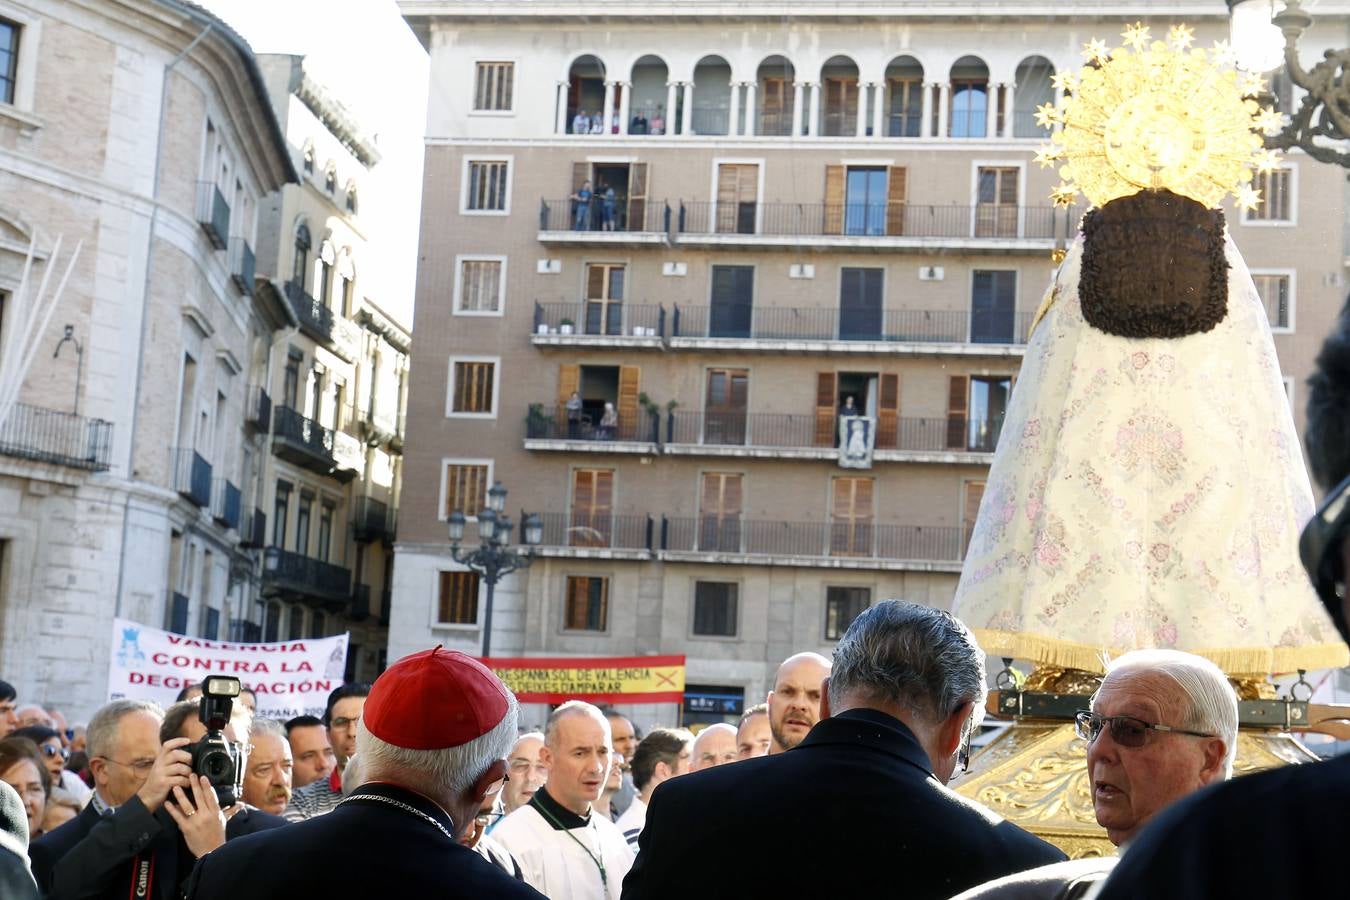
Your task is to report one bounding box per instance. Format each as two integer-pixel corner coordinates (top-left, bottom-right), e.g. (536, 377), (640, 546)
(364, 645), (511, 749)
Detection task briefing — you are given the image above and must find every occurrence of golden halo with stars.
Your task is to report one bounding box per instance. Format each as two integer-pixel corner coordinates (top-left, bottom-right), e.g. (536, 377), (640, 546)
(1036, 22), (1282, 212)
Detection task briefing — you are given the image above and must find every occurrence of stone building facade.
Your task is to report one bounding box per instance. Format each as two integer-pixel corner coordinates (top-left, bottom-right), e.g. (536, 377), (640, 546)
(0, 0), (297, 716)
(394, 1), (1349, 730)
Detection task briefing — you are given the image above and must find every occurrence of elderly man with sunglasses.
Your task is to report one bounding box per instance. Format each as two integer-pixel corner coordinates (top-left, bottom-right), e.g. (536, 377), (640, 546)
(953, 648), (1236, 900)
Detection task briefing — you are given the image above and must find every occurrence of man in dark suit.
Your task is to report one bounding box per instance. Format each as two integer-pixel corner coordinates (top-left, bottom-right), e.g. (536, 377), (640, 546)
(186, 647), (544, 899)
(30, 697), (285, 899)
(622, 601), (1066, 900)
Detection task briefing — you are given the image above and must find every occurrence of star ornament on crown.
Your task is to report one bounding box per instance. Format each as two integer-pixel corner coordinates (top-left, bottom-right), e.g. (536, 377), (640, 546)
(1037, 22), (1282, 213)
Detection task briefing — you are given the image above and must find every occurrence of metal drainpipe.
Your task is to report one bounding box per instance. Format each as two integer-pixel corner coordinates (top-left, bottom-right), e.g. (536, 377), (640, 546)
(114, 22), (213, 618)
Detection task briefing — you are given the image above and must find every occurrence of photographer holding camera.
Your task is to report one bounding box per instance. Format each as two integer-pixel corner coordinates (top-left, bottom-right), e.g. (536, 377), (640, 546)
(30, 678), (283, 899)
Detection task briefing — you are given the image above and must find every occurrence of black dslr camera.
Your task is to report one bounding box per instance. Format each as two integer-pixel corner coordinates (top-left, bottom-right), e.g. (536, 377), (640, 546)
(188, 675), (244, 807)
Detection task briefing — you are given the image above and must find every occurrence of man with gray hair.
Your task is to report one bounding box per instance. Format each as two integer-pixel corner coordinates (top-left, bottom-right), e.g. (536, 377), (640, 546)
(186, 647), (543, 898)
(952, 648), (1238, 899)
(622, 600), (1064, 898)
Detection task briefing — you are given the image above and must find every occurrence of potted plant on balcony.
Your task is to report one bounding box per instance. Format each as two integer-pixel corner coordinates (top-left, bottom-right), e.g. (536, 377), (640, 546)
(525, 403), (554, 438)
(559, 317), (575, 335)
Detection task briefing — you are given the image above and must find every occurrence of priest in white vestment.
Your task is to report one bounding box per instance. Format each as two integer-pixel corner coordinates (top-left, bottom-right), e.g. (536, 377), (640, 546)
(493, 701), (634, 900)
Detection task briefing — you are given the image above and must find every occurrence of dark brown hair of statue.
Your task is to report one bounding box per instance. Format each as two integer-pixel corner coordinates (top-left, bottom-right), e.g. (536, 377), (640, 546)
(1078, 189), (1230, 338)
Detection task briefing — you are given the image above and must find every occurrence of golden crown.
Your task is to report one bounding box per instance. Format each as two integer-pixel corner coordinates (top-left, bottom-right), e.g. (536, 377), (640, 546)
(1037, 22), (1283, 211)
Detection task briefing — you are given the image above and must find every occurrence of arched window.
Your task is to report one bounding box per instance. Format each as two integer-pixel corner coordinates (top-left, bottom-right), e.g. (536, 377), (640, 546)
(345, 180), (358, 214)
(291, 222), (311, 290)
(324, 163), (336, 194)
(302, 142), (315, 175)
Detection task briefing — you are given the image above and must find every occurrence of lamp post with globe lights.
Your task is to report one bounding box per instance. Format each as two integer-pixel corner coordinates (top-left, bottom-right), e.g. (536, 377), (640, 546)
(446, 480), (544, 657)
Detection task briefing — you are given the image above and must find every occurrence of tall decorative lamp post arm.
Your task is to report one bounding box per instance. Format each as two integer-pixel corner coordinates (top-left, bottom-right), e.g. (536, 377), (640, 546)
(446, 483), (543, 658)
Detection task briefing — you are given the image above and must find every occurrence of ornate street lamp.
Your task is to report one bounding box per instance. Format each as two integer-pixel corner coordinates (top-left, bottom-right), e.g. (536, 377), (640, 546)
(447, 481), (543, 657)
(1228, 0), (1350, 166)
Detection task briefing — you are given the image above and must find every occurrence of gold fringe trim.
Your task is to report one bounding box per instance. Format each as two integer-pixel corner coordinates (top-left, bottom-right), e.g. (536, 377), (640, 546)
(973, 629), (1350, 678)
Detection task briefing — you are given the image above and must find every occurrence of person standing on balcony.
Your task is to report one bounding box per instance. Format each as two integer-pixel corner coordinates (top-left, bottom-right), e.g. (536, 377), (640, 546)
(598, 403), (618, 441)
(650, 106), (664, 135)
(572, 109), (589, 135)
(600, 183), (617, 232)
(566, 392), (584, 439)
(571, 181), (593, 231)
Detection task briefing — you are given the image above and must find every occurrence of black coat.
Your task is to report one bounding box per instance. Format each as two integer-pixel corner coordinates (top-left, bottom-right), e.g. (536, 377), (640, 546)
(621, 708), (1066, 900)
(1096, 752), (1350, 899)
(185, 782), (545, 900)
(29, 796), (285, 899)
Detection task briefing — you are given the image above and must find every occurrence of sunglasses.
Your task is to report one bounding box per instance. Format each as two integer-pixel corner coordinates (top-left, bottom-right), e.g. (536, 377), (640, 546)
(1074, 710), (1213, 747)
(1299, 471), (1350, 642)
(41, 744), (70, 761)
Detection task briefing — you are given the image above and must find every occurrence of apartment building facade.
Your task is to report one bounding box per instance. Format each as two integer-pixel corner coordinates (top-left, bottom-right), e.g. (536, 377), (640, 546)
(395, 1), (1349, 729)
(0, 0), (294, 715)
(251, 54), (410, 683)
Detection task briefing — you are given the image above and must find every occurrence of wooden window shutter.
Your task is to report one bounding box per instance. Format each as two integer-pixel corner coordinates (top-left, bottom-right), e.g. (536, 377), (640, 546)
(876, 373), (900, 449)
(815, 372), (838, 447)
(557, 364), (580, 409)
(618, 365), (640, 437)
(570, 469), (614, 547)
(700, 472), (743, 518)
(572, 162), (590, 192)
(947, 375), (969, 450)
(628, 163), (648, 230)
(585, 264), (607, 299)
(716, 164), (739, 233)
(963, 480), (986, 551)
(886, 167), (908, 236)
(824, 165), (845, 235)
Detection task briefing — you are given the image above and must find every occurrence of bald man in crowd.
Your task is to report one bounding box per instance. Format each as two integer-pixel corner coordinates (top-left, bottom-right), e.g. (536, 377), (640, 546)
(689, 724), (737, 772)
(767, 652), (831, 753)
(736, 704), (770, 759)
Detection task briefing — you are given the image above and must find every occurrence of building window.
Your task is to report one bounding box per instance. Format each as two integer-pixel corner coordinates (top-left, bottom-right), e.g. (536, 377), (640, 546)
(272, 481), (291, 547)
(474, 61), (514, 111)
(950, 80), (988, 138)
(310, 611), (326, 639)
(345, 182), (358, 214)
(437, 571), (480, 624)
(324, 164), (337, 194)
(454, 258), (505, 314)
(264, 601), (281, 643)
(317, 501), (334, 562)
(442, 462), (490, 518)
(564, 576), (608, 631)
(287, 605), (305, 641)
(448, 358), (497, 415)
(0, 18), (18, 106)
(1246, 167), (1294, 223)
(971, 270), (1018, 343)
(302, 142), (314, 175)
(296, 493), (313, 555)
(825, 586), (871, 640)
(465, 160), (510, 212)
(975, 167), (1019, 237)
(693, 581), (738, 637)
(292, 223), (311, 291)
(1252, 272), (1293, 331)
(830, 477), (874, 557)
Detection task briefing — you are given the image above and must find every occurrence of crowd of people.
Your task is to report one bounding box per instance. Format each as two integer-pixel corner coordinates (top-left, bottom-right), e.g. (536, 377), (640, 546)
(1, 262), (1348, 900)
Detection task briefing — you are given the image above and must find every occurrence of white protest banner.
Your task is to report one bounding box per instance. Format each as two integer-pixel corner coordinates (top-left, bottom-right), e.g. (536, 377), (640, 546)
(107, 618), (348, 720)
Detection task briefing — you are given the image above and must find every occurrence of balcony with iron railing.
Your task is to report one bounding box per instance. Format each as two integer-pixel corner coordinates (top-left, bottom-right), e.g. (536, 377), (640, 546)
(209, 477), (242, 531)
(531, 301), (665, 347)
(262, 546), (353, 610)
(283, 280), (360, 363)
(674, 202), (1074, 251)
(538, 199), (671, 244)
(0, 402), (113, 471)
(664, 411), (1004, 460)
(521, 510), (966, 570)
(228, 237), (256, 296)
(669, 305), (1034, 354)
(170, 447), (212, 507)
(195, 182), (231, 250)
(524, 402), (660, 452)
(352, 495), (396, 544)
(271, 406), (361, 482)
